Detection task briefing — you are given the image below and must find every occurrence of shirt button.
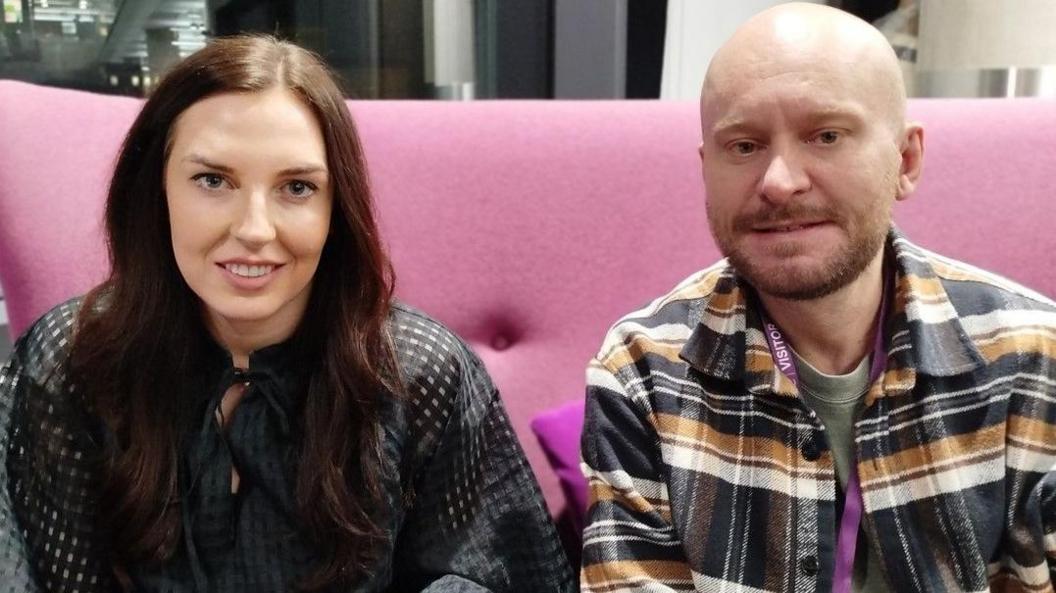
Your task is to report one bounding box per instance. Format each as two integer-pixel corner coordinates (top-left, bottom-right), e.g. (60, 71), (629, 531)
(801, 436), (821, 461)
(800, 555), (819, 576)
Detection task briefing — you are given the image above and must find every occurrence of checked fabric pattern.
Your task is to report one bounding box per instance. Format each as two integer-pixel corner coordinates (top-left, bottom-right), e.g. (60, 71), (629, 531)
(0, 300), (573, 592)
(581, 230), (1056, 593)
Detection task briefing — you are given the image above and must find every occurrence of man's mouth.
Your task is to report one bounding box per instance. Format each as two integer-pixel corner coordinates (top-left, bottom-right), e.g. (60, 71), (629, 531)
(753, 220), (827, 233)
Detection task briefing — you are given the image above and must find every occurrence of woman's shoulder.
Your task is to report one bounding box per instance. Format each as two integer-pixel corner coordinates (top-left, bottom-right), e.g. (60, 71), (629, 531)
(388, 302), (478, 380)
(385, 302), (507, 484)
(387, 301), (496, 415)
(7, 296), (84, 386)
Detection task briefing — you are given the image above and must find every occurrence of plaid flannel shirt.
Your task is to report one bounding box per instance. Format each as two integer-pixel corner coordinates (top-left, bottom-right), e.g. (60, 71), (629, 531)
(581, 230), (1056, 593)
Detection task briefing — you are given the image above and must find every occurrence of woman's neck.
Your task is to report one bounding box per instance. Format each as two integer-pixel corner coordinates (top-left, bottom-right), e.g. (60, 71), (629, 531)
(206, 311), (301, 369)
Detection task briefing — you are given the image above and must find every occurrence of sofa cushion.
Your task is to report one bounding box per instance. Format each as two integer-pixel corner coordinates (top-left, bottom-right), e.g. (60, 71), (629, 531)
(2, 80), (1055, 518)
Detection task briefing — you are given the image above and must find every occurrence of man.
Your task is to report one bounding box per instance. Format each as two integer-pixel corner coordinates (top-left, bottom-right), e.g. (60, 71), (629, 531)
(580, 3), (1056, 593)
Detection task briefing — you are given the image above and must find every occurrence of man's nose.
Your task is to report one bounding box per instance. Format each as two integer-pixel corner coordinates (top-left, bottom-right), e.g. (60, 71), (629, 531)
(759, 151), (811, 204)
(231, 191), (277, 246)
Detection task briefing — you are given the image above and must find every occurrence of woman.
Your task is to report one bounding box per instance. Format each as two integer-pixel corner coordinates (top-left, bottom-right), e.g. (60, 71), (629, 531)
(0, 36), (573, 592)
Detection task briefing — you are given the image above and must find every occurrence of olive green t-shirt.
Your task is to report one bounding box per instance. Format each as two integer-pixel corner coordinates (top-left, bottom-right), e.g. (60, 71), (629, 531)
(792, 348), (891, 593)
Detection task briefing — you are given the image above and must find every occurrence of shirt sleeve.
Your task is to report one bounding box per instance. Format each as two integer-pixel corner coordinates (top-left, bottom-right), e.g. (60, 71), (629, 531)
(1006, 367), (1056, 589)
(580, 357), (694, 592)
(390, 339), (575, 593)
(1038, 471), (1056, 585)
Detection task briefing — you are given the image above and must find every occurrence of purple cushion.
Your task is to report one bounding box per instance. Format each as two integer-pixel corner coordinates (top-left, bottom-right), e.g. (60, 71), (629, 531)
(530, 400), (588, 531)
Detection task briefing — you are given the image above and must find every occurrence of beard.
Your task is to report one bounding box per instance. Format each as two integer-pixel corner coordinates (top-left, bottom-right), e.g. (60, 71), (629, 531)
(708, 199), (891, 301)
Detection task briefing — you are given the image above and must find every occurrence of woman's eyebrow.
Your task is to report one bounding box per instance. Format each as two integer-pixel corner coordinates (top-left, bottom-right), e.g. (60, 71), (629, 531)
(182, 154), (235, 173)
(181, 154), (328, 178)
(277, 165), (328, 177)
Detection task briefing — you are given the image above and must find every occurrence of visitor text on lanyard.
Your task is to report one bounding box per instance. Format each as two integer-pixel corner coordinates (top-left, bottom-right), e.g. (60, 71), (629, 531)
(761, 288), (888, 593)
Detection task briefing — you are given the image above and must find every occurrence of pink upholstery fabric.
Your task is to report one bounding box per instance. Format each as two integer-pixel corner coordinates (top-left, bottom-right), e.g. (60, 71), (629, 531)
(1, 80), (1055, 517)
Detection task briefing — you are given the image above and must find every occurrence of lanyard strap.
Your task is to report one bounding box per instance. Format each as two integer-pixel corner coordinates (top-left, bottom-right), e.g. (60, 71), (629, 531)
(760, 284), (888, 593)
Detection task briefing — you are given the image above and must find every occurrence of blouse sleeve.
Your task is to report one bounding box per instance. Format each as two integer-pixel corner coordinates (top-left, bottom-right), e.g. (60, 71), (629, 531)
(0, 329), (43, 591)
(388, 309), (575, 593)
(0, 301), (113, 593)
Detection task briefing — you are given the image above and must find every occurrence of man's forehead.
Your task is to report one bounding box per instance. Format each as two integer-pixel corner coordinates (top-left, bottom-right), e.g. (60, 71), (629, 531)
(704, 49), (903, 129)
(704, 66), (871, 125)
(707, 40), (869, 93)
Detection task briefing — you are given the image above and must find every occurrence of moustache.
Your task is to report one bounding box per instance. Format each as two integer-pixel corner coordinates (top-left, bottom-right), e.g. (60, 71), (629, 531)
(732, 204), (840, 232)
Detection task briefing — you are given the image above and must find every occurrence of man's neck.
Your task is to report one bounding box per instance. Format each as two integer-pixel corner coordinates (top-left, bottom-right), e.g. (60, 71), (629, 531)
(758, 251), (886, 376)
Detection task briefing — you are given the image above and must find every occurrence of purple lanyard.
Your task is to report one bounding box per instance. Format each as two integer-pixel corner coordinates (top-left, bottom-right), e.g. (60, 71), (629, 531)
(761, 289), (887, 593)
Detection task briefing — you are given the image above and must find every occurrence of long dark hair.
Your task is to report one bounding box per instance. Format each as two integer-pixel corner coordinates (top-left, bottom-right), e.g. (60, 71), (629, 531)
(68, 35), (400, 589)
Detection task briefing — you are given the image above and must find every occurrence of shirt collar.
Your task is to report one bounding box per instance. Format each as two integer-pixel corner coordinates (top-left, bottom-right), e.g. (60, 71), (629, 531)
(680, 228), (986, 398)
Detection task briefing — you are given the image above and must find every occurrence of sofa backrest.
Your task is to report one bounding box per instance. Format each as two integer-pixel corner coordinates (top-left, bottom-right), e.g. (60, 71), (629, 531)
(1, 80), (1055, 515)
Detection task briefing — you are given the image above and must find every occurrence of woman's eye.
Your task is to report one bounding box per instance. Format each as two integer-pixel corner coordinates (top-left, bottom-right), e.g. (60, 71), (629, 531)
(192, 173), (226, 190)
(285, 180), (316, 199)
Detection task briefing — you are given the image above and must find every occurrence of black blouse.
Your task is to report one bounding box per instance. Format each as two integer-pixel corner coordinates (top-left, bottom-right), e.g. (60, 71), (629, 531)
(0, 299), (574, 592)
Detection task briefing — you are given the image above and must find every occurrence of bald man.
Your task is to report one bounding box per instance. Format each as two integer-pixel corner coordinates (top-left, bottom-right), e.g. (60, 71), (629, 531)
(581, 4), (1056, 593)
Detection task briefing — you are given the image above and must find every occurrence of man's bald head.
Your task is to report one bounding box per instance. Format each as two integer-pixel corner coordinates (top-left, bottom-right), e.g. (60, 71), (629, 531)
(696, 3), (925, 303)
(702, 3), (907, 134)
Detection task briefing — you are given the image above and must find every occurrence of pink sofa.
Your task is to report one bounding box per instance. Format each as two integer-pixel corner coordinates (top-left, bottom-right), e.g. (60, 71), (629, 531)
(1, 80), (1055, 529)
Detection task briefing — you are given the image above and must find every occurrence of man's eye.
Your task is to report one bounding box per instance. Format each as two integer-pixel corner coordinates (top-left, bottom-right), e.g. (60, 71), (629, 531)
(192, 173), (226, 190)
(814, 131), (841, 144)
(731, 141), (757, 156)
(285, 180), (317, 199)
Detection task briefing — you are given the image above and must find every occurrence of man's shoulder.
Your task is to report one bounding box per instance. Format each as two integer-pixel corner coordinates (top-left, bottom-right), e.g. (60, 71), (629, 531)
(594, 260), (736, 370)
(906, 241), (1056, 321)
(900, 242), (1056, 367)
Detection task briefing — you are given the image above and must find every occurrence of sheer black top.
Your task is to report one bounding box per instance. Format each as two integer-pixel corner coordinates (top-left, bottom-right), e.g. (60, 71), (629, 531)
(0, 299), (574, 592)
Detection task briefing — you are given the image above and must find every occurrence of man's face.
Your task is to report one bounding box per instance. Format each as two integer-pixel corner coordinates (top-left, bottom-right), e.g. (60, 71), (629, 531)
(700, 51), (909, 301)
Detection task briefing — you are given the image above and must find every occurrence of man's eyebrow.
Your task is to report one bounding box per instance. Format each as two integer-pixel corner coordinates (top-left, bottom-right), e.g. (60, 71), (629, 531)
(806, 106), (866, 123)
(710, 105), (867, 136)
(711, 119), (753, 136)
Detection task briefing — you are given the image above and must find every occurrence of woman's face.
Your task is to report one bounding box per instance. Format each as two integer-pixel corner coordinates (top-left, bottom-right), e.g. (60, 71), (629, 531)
(164, 87), (332, 352)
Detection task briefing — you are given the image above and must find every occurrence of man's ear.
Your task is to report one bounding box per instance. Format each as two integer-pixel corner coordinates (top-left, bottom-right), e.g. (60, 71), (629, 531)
(896, 122), (924, 201)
